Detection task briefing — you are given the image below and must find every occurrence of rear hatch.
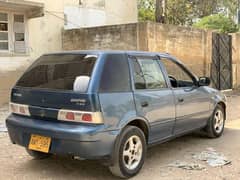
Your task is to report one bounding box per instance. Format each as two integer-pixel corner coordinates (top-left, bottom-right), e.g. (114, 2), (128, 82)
(11, 53), (100, 121)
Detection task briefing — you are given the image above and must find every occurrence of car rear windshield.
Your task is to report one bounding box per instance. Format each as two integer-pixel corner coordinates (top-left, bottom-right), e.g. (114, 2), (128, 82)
(16, 54), (97, 91)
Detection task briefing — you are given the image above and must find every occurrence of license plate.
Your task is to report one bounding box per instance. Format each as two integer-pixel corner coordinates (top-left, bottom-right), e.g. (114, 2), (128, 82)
(28, 134), (51, 153)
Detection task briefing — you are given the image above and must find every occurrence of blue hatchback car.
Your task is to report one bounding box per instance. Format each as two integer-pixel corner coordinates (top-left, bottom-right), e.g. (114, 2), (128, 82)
(6, 51), (226, 178)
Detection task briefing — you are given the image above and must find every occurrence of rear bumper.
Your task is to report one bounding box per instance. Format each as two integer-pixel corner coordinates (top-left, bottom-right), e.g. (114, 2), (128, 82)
(6, 114), (119, 160)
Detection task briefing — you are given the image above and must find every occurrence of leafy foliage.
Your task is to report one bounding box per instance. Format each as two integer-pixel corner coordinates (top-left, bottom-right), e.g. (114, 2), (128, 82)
(191, 0), (219, 18)
(138, 0), (155, 21)
(218, 0), (239, 20)
(166, 0), (194, 25)
(138, 0), (240, 30)
(193, 14), (239, 33)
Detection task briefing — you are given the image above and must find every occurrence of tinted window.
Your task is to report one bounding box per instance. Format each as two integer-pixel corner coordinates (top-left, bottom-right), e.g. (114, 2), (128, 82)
(99, 54), (131, 92)
(161, 58), (195, 88)
(16, 54), (97, 91)
(132, 57), (167, 90)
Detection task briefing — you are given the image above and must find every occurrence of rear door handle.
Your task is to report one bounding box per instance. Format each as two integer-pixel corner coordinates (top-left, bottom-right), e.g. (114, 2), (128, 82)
(141, 101), (149, 107)
(178, 98), (184, 103)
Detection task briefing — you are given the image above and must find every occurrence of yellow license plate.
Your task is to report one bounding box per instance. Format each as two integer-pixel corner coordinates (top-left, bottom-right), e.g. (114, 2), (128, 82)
(28, 134), (51, 153)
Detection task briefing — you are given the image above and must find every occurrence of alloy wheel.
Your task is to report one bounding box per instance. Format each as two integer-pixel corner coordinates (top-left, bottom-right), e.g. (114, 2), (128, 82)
(122, 135), (143, 170)
(214, 109), (224, 134)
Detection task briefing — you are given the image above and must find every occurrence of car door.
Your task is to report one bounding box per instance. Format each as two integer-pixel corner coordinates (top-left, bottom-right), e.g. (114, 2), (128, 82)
(160, 57), (211, 135)
(129, 55), (175, 143)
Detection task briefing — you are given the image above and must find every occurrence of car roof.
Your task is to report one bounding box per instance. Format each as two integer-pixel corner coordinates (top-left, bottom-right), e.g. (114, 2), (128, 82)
(45, 50), (172, 58)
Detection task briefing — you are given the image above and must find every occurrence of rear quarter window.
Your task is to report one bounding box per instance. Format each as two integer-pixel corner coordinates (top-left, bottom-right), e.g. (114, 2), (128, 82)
(99, 54), (131, 92)
(16, 54), (97, 91)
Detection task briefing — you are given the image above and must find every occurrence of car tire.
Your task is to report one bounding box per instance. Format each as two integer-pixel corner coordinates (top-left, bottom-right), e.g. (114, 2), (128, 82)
(26, 149), (51, 159)
(205, 104), (225, 138)
(109, 126), (146, 178)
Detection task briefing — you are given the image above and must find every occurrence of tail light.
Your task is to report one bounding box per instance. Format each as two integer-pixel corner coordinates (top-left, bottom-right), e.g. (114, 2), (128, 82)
(82, 113), (92, 122)
(9, 102), (103, 124)
(58, 109), (103, 124)
(9, 102), (30, 116)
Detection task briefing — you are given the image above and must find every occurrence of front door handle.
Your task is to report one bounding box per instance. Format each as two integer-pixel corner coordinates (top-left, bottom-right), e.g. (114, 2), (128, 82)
(141, 101), (149, 107)
(178, 98), (184, 103)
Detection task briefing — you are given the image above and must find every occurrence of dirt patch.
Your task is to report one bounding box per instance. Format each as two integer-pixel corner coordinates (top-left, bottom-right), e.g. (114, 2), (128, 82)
(1, 121), (240, 179)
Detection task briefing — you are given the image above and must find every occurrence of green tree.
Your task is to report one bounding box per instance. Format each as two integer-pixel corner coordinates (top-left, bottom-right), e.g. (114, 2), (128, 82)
(138, 0), (220, 25)
(138, 0), (155, 21)
(138, 0), (239, 27)
(155, 0), (165, 23)
(166, 0), (194, 25)
(193, 14), (239, 33)
(192, 0), (219, 18)
(218, 0), (239, 21)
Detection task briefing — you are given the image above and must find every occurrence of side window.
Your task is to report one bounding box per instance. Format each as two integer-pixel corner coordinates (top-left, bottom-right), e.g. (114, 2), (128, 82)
(0, 12), (9, 51)
(131, 57), (167, 90)
(99, 54), (131, 92)
(161, 58), (195, 88)
(14, 14), (26, 53)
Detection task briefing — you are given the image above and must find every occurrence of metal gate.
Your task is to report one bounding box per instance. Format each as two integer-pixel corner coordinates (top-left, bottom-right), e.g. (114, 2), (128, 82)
(211, 33), (232, 90)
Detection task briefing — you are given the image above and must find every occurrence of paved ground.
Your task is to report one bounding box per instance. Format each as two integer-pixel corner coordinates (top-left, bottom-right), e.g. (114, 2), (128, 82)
(0, 92), (240, 180)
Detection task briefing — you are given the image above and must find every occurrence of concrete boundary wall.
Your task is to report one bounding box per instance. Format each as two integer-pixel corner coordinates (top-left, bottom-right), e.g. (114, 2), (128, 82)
(232, 33), (240, 89)
(63, 22), (214, 77)
(145, 22), (213, 77)
(63, 22), (240, 89)
(62, 23), (139, 51)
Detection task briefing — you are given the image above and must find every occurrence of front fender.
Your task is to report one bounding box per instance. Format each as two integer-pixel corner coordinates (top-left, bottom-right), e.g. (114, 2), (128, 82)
(208, 89), (227, 120)
(211, 92), (227, 110)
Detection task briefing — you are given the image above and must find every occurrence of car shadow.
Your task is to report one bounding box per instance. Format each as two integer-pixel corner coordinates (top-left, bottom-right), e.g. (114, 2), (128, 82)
(21, 127), (238, 179)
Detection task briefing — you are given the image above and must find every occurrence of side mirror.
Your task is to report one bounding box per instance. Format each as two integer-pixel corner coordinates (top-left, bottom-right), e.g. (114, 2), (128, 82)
(198, 77), (211, 86)
(73, 76), (90, 92)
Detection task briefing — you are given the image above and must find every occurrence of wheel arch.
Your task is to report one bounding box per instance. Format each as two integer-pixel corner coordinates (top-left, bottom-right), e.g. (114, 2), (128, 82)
(118, 117), (150, 143)
(216, 101), (226, 120)
(126, 119), (149, 142)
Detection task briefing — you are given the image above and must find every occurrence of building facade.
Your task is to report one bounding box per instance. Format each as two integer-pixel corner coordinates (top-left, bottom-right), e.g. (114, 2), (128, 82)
(0, 0), (138, 105)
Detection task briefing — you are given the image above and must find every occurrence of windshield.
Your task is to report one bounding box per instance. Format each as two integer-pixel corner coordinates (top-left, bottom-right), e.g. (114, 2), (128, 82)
(16, 54), (97, 91)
